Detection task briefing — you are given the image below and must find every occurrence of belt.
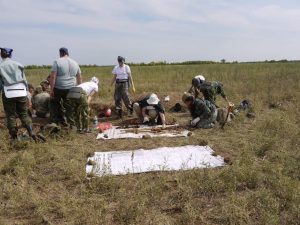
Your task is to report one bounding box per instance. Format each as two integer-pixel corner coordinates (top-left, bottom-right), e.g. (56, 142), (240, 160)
(116, 79), (128, 83)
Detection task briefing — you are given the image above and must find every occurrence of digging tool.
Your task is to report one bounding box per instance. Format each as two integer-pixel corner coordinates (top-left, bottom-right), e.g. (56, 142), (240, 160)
(221, 103), (234, 129)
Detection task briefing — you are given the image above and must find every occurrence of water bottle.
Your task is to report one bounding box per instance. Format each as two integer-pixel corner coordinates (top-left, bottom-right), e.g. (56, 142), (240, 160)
(93, 116), (98, 125)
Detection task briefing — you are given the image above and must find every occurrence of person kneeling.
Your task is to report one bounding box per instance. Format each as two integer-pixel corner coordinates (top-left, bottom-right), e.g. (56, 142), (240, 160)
(182, 92), (217, 129)
(133, 93), (166, 127)
(67, 77), (99, 133)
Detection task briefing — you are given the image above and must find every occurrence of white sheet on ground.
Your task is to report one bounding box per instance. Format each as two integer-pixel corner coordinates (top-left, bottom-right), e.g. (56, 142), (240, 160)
(86, 145), (225, 176)
(96, 125), (189, 140)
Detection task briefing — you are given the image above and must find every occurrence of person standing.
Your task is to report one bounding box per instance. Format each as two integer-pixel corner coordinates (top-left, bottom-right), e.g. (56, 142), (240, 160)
(111, 56), (133, 118)
(0, 47), (36, 141)
(49, 47), (82, 126)
(67, 77), (99, 133)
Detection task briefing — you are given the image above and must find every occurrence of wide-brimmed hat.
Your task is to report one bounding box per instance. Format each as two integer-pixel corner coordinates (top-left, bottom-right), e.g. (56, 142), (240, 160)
(147, 93), (160, 105)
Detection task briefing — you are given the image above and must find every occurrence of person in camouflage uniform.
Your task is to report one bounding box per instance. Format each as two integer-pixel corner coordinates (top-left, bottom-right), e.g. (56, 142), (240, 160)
(0, 47), (36, 140)
(67, 77), (99, 133)
(182, 92), (217, 129)
(32, 86), (50, 118)
(189, 75), (231, 107)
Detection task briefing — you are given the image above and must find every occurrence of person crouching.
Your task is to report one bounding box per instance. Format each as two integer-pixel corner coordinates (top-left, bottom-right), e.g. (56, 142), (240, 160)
(182, 92), (217, 129)
(133, 93), (166, 127)
(67, 77), (99, 133)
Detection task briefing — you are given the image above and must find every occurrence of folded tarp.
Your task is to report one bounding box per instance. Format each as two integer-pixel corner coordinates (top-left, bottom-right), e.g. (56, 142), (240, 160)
(86, 145), (225, 177)
(96, 125), (189, 140)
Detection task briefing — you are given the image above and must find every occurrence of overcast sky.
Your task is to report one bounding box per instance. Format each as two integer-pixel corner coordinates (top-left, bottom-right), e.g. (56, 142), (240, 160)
(1, 0), (300, 65)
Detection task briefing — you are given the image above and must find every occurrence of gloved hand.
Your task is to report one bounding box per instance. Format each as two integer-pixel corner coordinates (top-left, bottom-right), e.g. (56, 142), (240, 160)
(190, 117), (200, 127)
(143, 116), (150, 124)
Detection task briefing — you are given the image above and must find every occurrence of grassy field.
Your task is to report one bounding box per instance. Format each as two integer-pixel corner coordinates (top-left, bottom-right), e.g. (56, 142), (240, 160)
(0, 63), (299, 225)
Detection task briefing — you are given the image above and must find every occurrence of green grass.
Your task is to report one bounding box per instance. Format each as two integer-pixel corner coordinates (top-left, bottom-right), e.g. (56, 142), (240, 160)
(0, 63), (299, 225)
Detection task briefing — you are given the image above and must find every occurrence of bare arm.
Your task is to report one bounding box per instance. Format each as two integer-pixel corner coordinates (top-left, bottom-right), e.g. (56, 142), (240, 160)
(76, 73), (82, 85)
(111, 74), (117, 86)
(188, 85), (194, 94)
(49, 71), (57, 97)
(159, 112), (166, 125)
(128, 72), (136, 93)
(128, 72), (133, 86)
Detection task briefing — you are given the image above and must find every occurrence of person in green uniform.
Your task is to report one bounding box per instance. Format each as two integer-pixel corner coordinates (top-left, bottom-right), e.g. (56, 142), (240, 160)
(67, 77), (99, 133)
(182, 92), (217, 129)
(0, 47), (36, 141)
(189, 75), (231, 107)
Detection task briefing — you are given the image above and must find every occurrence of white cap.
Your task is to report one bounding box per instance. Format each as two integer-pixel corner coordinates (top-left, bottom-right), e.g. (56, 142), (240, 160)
(147, 93), (160, 105)
(90, 77), (99, 84)
(195, 75), (205, 81)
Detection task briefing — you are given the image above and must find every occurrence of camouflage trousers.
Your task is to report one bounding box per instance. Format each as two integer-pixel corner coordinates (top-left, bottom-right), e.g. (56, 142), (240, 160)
(69, 94), (89, 130)
(196, 106), (217, 129)
(114, 82), (132, 111)
(2, 94), (32, 138)
(50, 88), (75, 126)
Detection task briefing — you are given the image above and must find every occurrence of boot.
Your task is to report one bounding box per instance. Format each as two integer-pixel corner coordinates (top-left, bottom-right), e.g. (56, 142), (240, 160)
(25, 125), (37, 142)
(128, 106), (133, 117)
(117, 109), (123, 119)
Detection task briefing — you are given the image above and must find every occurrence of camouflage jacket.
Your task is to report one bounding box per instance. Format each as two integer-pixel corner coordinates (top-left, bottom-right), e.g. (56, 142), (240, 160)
(188, 98), (212, 120)
(197, 81), (226, 105)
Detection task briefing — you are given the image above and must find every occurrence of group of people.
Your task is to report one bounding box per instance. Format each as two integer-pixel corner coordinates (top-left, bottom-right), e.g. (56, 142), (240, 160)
(0, 47), (100, 141)
(182, 75), (232, 129)
(0, 46), (232, 142)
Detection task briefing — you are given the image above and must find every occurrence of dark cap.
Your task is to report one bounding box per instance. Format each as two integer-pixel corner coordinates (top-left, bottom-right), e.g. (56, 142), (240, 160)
(0, 47), (13, 57)
(59, 47), (69, 56)
(117, 56), (125, 63)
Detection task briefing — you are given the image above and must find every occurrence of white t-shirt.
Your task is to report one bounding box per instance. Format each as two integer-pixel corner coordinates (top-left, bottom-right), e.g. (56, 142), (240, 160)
(112, 64), (131, 80)
(77, 81), (98, 96)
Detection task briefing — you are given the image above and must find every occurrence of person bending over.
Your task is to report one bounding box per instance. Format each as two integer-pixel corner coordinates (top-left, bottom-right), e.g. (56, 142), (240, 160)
(133, 93), (166, 127)
(182, 92), (217, 129)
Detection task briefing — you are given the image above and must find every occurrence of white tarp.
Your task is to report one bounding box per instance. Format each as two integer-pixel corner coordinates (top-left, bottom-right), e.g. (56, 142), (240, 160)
(86, 145), (225, 177)
(96, 125), (189, 140)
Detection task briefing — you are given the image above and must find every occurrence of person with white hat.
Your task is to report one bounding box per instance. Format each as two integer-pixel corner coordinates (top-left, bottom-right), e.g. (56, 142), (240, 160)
(189, 75), (206, 98)
(0, 47), (36, 141)
(133, 93), (166, 126)
(189, 74), (231, 107)
(67, 77), (99, 133)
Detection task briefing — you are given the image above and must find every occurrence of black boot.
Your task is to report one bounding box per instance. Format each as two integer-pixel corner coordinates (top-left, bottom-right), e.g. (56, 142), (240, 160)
(129, 106), (133, 117)
(25, 125), (37, 142)
(116, 109), (123, 119)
